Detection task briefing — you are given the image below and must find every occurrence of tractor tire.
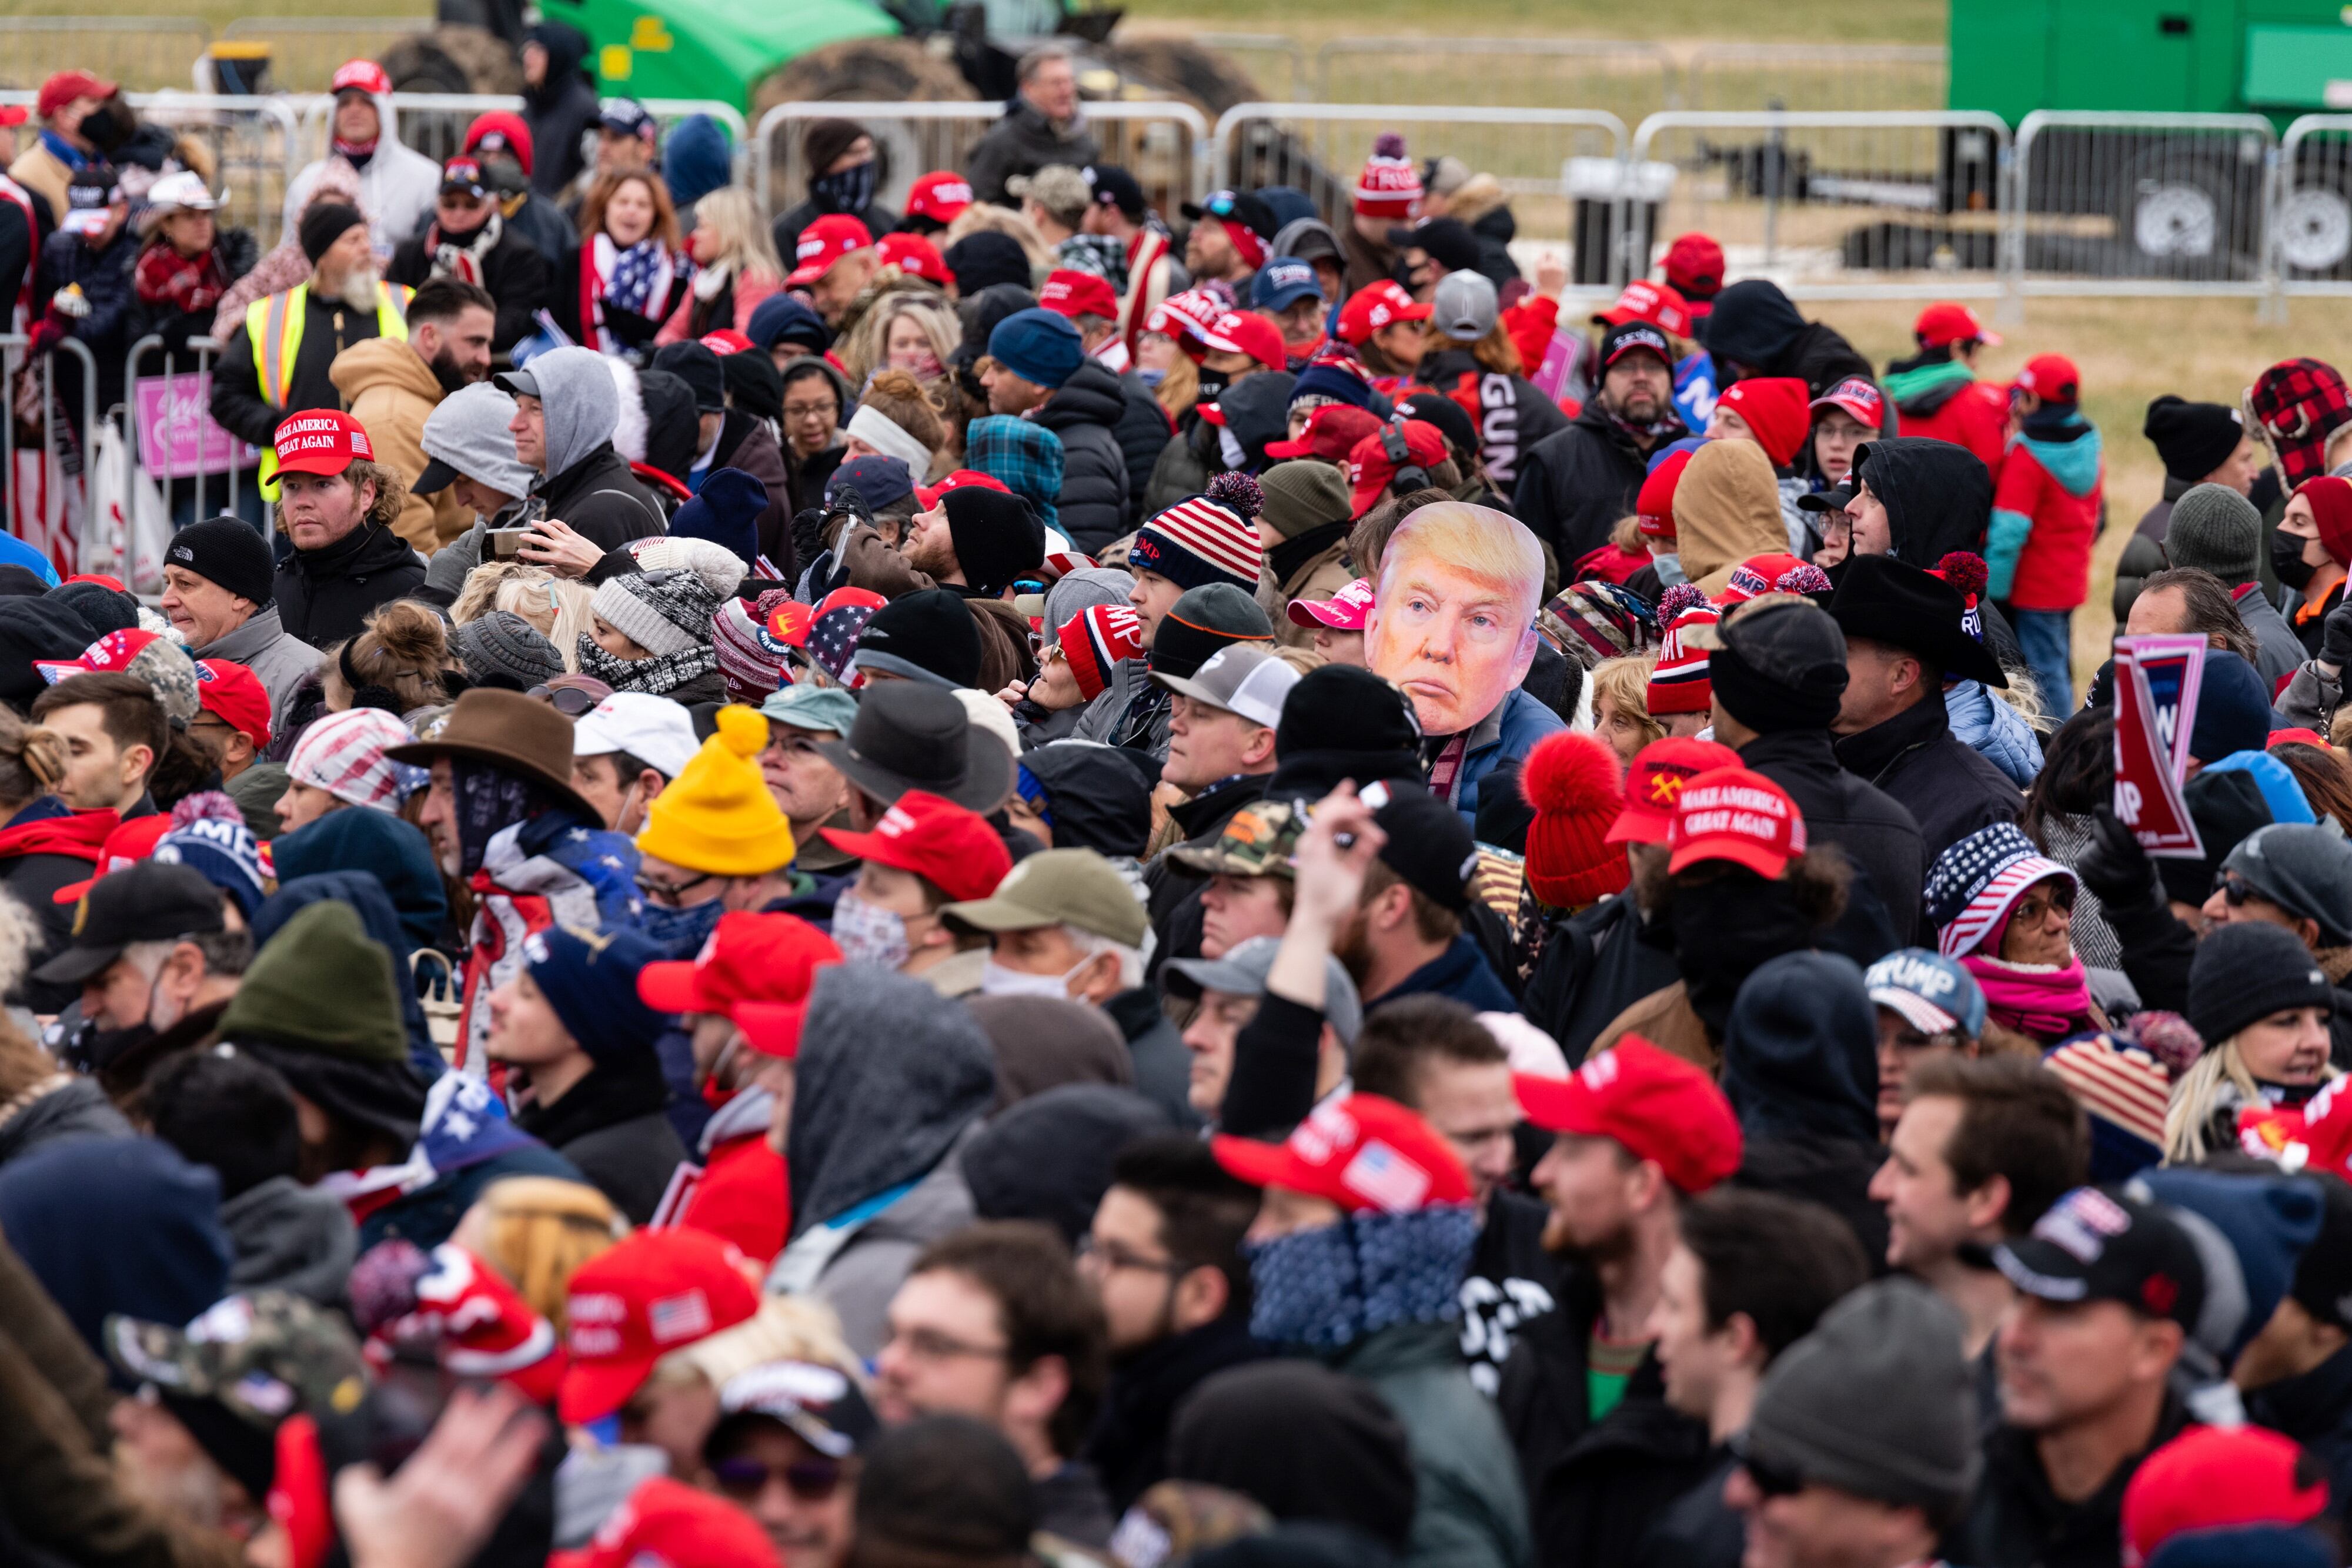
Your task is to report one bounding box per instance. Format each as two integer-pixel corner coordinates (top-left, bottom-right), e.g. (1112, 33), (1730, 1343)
(1092, 37), (1264, 116)
(752, 37), (977, 118)
(380, 24), (523, 96)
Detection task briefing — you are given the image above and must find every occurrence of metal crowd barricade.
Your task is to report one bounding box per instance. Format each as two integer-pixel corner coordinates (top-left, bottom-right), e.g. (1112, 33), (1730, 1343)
(0, 17), (215, 94)
(0, 88), (303, 255)
(2272, 116), (2352, 313)
(754, 100), (1210, 226)
(2011, 111), (2276, 296)
(123, 333), (246, 527)
(219, 16), (433, 93)
(295, 93), (751, 179)
(1214, 103), (1626, 273)
(1683, 45), (1948, 115)
(4, 338), (102, 580)
(1310, 39), (1674, 131)
(1623, 111), (2011, 301)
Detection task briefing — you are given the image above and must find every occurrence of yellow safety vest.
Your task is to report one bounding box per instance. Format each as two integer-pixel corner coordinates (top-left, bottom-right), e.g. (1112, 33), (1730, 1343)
(250, 280), (412, 496)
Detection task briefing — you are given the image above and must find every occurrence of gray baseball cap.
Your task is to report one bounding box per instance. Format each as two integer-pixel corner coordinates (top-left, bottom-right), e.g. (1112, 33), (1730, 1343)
(1431, 269), (1498, 342)
(1164, 934), (1364, 1047)
(1151, 644), (1300, 727)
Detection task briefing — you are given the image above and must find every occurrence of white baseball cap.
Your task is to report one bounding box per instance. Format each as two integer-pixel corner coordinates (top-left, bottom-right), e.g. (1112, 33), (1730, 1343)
(571, 692), (700, 779)
(144, 170), (220, 215)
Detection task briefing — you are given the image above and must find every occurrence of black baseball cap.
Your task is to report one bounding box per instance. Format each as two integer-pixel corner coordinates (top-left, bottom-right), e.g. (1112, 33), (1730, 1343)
(1362, 777), (1475, 914)
(33, 861), (226, 985)
(1385, 217), (1482, 275)
(1181, 188), (1278, 242)
(1083, 164), (1146, 222)
(1796, 476), (1859, 514)
(1601, 320), (1674, 370)
(713, 1360), (881, 1457)
(1991, 1185), (2207, 1330)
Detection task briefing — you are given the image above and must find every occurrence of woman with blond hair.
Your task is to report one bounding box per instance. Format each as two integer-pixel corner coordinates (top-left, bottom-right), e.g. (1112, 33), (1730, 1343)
(453, 561), (597, 673)
(656, 186), (784, 345)
(1589, 656), (1663, 766)
(447, 1175), (626, 1330)
(318, 600), (451, 721)
(840, 290), (960, 392)
(552, 170), (688, 360)
(2166, 921), (2340, 1164)
(840, 367), (947, 480)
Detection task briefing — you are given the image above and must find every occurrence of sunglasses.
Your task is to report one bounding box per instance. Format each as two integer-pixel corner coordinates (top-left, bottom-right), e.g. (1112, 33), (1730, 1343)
(710, 1455), (847, 1502)
(529, 684), (600, 717)
(2214, 874), (2260, 907)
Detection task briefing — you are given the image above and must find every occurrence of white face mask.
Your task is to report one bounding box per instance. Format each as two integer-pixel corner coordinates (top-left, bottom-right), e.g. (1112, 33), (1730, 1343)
(978, 953), (1099, 1000)
(832, 889), (911, 970)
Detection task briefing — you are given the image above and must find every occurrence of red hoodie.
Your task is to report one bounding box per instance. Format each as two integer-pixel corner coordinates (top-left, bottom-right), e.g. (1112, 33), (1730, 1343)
(0, 806), (116, 865)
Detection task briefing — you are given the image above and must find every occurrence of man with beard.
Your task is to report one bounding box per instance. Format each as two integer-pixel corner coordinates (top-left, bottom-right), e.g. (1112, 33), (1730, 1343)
(31, 861), (248, 1081)
(212, 202), (413, 474)
(387, 155), (552, 355)
(1516, 322), (1690, 567)
(329, 278), (496, 555)
(1499, 1038), (1743, 1559)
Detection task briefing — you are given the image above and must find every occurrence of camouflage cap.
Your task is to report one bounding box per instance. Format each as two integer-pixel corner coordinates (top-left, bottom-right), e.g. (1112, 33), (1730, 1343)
(1168, 799), (1305, 880)
(106, 1291), (370, 1429)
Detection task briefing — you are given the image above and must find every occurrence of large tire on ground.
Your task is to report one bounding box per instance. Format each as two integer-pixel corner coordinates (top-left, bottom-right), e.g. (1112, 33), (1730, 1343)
(380, 24), (523, 96)
(1091, 38), (1263, 117)
(753, 36), (976, 117)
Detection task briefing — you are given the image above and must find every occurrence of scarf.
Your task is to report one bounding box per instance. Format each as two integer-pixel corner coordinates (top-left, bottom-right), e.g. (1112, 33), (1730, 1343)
(584, 232), (678, 353)
(1245, 1206), (1478, 1350)
(453, 760), (552, 880)
(1960, 952), (2094, 1042)
(692, 256), (733, 302)
(810, 162), (877, 217)
(135, 242), (229, 315)
(330, 136), (377, 171)
(576, 635), (719, 697)
(1268, 519), (1351, 589)
(39, 131), (90, 173)
(427, 212), (502, 287)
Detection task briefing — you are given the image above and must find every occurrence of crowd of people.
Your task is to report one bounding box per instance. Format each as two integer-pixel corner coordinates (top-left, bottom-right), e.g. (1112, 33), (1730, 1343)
(4, 35), (2352, 1568)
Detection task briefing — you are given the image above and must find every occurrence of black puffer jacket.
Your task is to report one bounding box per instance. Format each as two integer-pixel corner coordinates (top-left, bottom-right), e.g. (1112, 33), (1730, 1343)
(1033, 362), (1133, 552)
(273, 520), (428, 648)
(1737, 728), (1927, 941)
(1514, 398), (1678, 567)
(536, 443), (668, 550)
(1115, 366), (1176, 514)
(1699, 280), (1872, 397)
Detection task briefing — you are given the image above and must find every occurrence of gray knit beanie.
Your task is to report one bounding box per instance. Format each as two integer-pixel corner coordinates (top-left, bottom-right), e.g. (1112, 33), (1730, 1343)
(1745, 1278), (1980, 1522)
(1258, 460), (1355, 541)
(591, 569), (723, 660)
(2164, 483), (2263, 587)
(449, 610), (564, 691)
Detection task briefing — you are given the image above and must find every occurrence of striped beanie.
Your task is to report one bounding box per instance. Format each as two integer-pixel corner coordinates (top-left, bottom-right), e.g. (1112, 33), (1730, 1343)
(1355, 132), (1423, 220)
(1648, 601), (1719, 716)
(1060, 603), (1144, 701)
(714, 587), (797, 703)
(1131, 480), (1264, 593)
(288, 708), (426, 812)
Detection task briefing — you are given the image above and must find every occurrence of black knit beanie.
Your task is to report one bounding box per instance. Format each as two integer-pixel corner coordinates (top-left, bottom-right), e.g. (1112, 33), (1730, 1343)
(941, 487), (1045, 596)
(163, 515), (276, 606)
(1150, 583), (1272, 680)
(2187, 920), (2333, 1052)
(2143, 395), (2247, 483)
(1708, 641), (1846, 733)
(299, 202), (364, 266)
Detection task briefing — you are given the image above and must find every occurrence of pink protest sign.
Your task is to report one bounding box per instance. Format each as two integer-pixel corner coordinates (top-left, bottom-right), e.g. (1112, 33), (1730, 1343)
(132, 373), (259, 480)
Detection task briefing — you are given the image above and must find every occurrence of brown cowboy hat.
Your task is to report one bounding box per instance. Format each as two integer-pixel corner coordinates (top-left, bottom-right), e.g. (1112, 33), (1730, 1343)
(385, 687), (602, 824)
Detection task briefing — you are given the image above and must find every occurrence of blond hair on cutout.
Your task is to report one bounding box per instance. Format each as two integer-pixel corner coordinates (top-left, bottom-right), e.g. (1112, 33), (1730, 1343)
(463, 1176), (626, 1330)
(1377, 503), (1546, 627)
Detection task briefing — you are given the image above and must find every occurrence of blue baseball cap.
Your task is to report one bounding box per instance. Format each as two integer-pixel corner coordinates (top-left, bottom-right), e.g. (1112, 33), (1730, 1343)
(1863, 947), (1986, 1038)
(1251, 256), (1324, 312)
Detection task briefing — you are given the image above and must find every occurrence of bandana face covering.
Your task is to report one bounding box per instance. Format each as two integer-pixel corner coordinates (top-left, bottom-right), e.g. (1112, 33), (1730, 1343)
(1245, 1208), (1480, 1350)
(453, 760), (548, 880)
(810, 161), (877, 216)
(831, 889), (910, 969)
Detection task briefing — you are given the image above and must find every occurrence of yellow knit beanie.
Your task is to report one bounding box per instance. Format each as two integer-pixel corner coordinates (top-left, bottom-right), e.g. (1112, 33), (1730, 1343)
(634, 705), (796, 877)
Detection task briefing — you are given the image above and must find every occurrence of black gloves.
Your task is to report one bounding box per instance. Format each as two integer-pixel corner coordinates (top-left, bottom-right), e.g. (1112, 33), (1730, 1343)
(2073, 804), (2163, 912)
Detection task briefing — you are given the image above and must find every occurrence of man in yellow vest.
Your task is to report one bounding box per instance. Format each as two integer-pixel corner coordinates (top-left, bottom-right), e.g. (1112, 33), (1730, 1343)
(210, 202), (412, 487)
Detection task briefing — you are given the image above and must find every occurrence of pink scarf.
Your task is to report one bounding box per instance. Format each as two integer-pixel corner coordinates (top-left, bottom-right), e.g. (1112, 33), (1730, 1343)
(1960, 953), (2094, 1042)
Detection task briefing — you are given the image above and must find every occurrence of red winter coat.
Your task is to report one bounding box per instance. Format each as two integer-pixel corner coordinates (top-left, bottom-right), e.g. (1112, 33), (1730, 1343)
(675, 1131), (790, 1266)
(1899, 381), (2009, 483)
(1989, 426), (2106, 613)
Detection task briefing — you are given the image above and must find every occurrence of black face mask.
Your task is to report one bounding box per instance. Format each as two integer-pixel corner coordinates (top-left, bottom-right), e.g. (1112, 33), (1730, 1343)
(1669, 873), (1813, 1041)
(2274, 527), (2321, 593)
(1195, 367), (1231, 404)
(77, 1020), (155, 1076)
(810, 161), (876, 216)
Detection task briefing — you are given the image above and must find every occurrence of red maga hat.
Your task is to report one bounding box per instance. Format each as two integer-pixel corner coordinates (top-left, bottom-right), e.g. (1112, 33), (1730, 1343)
(559, 1231), (758, 1423)
(1607, 735), (1743, 845)
(785, 215), (872, 287)
(1515, 1036), (1742, 1193)
(637, 911), (841, 1058)
(1668, 765), (1807, 878)
(1212, 1094), (1472, 1213)
(819, 790), (1011, 903)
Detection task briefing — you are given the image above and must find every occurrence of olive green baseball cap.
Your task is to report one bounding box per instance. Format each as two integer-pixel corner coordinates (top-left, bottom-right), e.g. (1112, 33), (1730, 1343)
(942, 847), (1148, 947)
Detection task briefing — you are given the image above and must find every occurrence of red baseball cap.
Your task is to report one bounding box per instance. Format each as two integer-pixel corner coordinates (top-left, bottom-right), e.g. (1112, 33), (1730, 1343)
(914, 469), (1011, 510)
(819, 790), (1011, 903)
(699, 329), (754, 356)
(785, 214), (873, 287)
(1347, 419), (1449, 519)
(194, 658), (272, 751)
(1635, 448), (1693, 539)
(1668, 765), (1807, 878)
(2121, 1426), (2327, 1568)
(559, 1231), (759, 1423)
(1039, 269), (1119, 323)
(877, 232), (950, 289)
(271, 409), (373, 477)
(1515, 1037), (1742, 1193)
(1591, 279), (1693, 339)
(39, 71), (118, 121)
(1913, 300), (2000, 349)
(1212, 1094), (1472, 1213)
(1288, 576), (1376, 631)
(1661, 232), (1724, 307)
(1200, 310), (1287, 372)
(1809, 376), (1886, 430)
(903, 170), (974, 227)
(53, 814), (175, 905)
(35, 626), (162, 686)
(559, 1476), (783, 1568)
(2016, 352), (2081, 403)
(1264, 403), (1383, 462)
(637, 911), (841, 1058)
(1606, 736), (1743, 845)
(1145, 289), (1226, 353)
(1335, 281), (1431, 347)
(329, 59), (392, 98)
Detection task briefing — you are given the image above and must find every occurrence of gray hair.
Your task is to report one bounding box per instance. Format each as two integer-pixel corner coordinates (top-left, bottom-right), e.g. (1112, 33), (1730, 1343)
(1017, 43), (1075, 83)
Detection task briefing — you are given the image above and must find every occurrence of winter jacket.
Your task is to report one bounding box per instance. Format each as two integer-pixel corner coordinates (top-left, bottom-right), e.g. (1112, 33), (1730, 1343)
(272, 519), (427, 648)
(1530, 1348), (1716, 1568)
(329, 337), (470, 553)
(1697, 282), (1871, 398)
(1956, 1396), (2189, 1568)
(1990, 416), (2104, 610)
(1144, 415), (1217, 519)
(35, 228), (137, 423)
(193, 603), (326, 724)
(1421, 349), (1573, 497)
(2112, 478), (2189, 623)
(534, 444), (668, 551)
(966, 99), (1104, 206)
(210, 283), (396, 450)
(1676, 452), (1794, 599)
(1522, 895), (1682, 1066)
(1945, 678), (2044, 788)
(1262, 526), (1355, 648)
(776, 1128), (978, 1363)
(709, 410), (795, 577)
(516, 1052), (686, 1226)
(283, 78), (443, 256)
(362, 1139), (585, 1253)
(1738, 728), (1927, 940)
(2229, 583), (2304, 690)
(2248, 1343), (2352, 1539)
(655, 263), (783, 346)
(1114, 367), (1177, 513)
(0, 1076), (128, 1171)
(1086, 1314), (1267, 1514)
(1321, 1319), (1533, 1568)
(1033, 362), (1134, 552)
(676, 1093), (791, 1266)
(0, 801), (113, 1014)
(1143, 771), (1272, 979)
(0, 183), (39, 334)
(1850, 436), (1995, 569)
(1444, 688), (1568, 831)
(769, 198), (900, 270)
(1368, 934), (1520, 1015)
(522, 22), (601, 199)
(1883, 348), (2006, 479)
(1461, 1189), (1560, 1397)
(501, 191), (576, 275)
(1833, 689), (2022, 865)
(1072, 657), (1171, 761)
(1448, 180), (1524, 288)
(1632, 1452), (1743, 1568)
(1515, 400), (1682, 567)
(218, 1173), (356, 1304)
(1105, 987), (1202, 1132)
(386, 215), (552, 354)
(5, 139), (75, 228)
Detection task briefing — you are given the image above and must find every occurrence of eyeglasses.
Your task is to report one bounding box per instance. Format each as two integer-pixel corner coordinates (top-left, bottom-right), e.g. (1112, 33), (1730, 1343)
(528, 684), (601, 717)
(636, 868), (716, 907)
(881, 1325), (1009, 1364)
(1730, 1433), (1806, 1499)
(710, 1455), (849, 1503)
(783, 401), (839, 422)
(764, 733), (827, 761)
(1075, 1235), (1188, 1278)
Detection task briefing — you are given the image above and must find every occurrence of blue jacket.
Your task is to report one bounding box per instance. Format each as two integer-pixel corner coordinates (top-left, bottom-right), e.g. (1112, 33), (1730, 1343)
(1373, 934), (1520, 1015)
(1943, 679), (2043, 788)
(1448, 687), (1566, 828)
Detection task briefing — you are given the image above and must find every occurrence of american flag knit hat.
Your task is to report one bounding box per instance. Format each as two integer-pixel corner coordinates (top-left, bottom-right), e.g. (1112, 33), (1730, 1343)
(1925, 821), (2079, 958)
(287, 708), (426, 811)
(1130, 474), (1265, 593)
